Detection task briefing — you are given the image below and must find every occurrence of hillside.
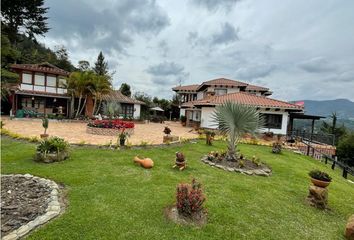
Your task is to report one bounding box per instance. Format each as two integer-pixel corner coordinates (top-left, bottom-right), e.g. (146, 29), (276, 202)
(300, 99), (354, 119)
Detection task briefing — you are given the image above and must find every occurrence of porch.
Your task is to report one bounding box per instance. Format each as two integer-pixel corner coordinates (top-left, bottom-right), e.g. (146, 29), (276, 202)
(13, 92), (70, 118)
(185, 109), (201, 128)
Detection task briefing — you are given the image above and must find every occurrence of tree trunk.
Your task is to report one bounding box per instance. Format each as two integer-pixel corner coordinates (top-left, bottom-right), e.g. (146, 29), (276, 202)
(75, 94), (83, 118)
(78, 96), (87, 117)
(95, 98), (103, 115)
(92, 96), (98, 116)
(70, 93), (75, 118)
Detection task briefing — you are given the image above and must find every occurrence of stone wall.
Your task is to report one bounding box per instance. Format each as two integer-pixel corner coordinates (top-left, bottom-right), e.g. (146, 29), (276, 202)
(86, 126), (134, 136)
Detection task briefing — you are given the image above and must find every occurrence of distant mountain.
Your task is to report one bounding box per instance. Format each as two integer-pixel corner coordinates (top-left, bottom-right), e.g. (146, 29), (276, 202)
(297, 99), (354, 119)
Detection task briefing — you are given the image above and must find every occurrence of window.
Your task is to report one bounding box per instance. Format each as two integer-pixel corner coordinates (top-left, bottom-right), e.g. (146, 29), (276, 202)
(58, 78), (66, 88)
(215, 88), (227, 96)
(22, 73), (32, 84)
(121, 104), (134, 118)
(47, 75), (57, 87)
(263, 114), (282, 129)
(34, 74), (45, 86)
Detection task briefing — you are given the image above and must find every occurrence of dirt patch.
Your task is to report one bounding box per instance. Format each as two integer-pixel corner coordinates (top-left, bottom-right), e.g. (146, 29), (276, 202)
(1, 175), (50, 235)
(164, 205), (207, 227)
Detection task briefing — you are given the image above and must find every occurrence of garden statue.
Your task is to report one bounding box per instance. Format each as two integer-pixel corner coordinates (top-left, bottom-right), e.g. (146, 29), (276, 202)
(173, 152), (186, 171)
(134, 156), (154, 169)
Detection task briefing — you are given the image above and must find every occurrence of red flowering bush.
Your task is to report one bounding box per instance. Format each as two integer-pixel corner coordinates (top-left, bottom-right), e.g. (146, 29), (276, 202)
(87, 120), (134, 129)
(176, 179), (205, 217)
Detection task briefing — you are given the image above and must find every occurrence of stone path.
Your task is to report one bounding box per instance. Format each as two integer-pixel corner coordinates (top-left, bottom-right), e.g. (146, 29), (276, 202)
(2, 117), (198, 145)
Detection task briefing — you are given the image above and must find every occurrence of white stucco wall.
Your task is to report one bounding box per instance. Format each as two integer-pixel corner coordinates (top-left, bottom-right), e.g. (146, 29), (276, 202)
(201, 107), (216, 128)
(180, 108), (186, 117)
(200, 106), (289, 134)
(133, 104), (141, 119)
(197, 92), (204, 100)
(227, 88), (240, 94)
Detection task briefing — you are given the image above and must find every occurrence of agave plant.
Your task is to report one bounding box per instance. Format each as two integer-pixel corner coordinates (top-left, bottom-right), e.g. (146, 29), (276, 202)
(212, 101), (263, 161)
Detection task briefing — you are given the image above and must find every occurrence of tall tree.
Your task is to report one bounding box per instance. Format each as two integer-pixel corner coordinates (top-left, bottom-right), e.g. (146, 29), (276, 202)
(54, 46), (74, 72)
(1, 0), (49, 42)
(119, 83), (131, 97)
(78, 60), (90, 72)
(93, 51), (108, 76)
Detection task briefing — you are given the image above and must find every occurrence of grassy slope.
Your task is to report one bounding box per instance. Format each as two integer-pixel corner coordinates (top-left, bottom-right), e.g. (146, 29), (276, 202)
(1, 137), (354, 240)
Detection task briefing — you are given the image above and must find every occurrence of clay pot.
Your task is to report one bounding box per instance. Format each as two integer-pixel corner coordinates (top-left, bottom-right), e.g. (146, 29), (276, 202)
(134, 156), (154, 169)
(40, 134), (49, 139)
(311, 178), (331, 188)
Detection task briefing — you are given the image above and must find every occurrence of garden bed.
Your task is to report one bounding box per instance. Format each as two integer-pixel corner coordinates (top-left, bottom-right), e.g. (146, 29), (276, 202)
(201, 155), (272, 176)
(1, 174), (62, 239)
(86, 120), (134, 136)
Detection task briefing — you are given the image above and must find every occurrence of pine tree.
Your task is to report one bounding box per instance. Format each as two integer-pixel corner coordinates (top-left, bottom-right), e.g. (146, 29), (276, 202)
(93, 51), (108, 76)
(1, 0), (49, 42)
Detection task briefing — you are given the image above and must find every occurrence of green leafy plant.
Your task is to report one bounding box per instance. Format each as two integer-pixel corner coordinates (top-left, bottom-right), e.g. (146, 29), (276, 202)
(212, 102), (263, 161)
(309, 170), (332, 182)
(176, 179), (206, 217)
(37, 136), (69, 154)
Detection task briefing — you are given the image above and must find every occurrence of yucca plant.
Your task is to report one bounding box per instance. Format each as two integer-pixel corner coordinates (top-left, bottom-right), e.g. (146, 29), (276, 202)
(212, 101), (263, 161)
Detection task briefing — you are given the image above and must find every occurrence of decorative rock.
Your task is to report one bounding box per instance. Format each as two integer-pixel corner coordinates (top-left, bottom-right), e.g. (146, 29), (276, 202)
(226, 167), (234, 172)
(16, 225), (30, 236)
(345, 214), (354, 240)
(306, 185), (328, 209)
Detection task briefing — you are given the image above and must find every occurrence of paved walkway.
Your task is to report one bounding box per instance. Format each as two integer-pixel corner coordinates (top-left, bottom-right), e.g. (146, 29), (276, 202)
(2, 117), (198, 145)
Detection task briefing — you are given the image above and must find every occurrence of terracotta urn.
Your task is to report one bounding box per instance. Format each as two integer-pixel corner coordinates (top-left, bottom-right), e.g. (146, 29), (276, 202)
(134, 156), (154, 169)
(311, 178), (331, 188)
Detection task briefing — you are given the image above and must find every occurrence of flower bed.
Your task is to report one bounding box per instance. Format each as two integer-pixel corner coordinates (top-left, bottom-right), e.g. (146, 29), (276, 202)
(87, 120), (134, 136)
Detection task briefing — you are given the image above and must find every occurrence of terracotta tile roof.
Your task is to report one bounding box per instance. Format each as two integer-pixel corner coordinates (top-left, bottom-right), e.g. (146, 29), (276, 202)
(102, 90), (145, 105)
(245, 84), (269, 91)
(172, 84), (199, 92)
(11, 62), (70, 76)
(16, 90), (70, 99)
(182, 92), (303, 110)
(197, 78), (248, 91)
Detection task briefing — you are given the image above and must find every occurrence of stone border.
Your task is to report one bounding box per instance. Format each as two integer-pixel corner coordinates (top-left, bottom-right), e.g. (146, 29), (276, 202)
(201, 156), (272, 177)
(86, 126), (134, 136)
(2, 174), (62, 240)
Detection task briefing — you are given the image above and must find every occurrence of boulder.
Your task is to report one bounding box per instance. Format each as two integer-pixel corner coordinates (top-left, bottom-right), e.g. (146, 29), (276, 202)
(345, 214), (354, 240)
(306, 185), (328, 209)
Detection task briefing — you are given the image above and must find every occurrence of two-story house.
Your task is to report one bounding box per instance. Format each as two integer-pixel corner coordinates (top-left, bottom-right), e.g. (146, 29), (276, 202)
(173, 78), (304, 135)
(10, 63), (71, 117)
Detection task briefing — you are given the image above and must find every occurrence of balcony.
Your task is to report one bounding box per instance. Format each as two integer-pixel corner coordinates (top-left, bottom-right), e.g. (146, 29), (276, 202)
(20, 84), (67, 94)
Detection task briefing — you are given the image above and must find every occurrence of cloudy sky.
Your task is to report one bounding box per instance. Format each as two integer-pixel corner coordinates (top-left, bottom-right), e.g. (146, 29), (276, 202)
(38, 0), (354, 101)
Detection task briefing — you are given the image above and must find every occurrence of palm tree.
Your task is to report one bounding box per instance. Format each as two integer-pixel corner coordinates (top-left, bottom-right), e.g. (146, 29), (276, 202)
(212, 101), (263, 161)
(87, 74), (112, 115)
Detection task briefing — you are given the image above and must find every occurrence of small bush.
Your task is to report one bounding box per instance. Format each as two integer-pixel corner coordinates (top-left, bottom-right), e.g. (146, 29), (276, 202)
(37, 136), (70, 154)
(309, 170), (332, 182)
(176, 179), (205, 217)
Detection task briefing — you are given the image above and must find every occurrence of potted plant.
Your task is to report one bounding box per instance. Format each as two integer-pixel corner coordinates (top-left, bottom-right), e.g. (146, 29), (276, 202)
(118, 128), (130, 146)
(163, 126), (173, 143)
(40, 117), (49, 139)
(204, 130), (215, 145)
(35, 136), (70, 163)
(309, 170), (332, 188)
(180, 115), (186, 126)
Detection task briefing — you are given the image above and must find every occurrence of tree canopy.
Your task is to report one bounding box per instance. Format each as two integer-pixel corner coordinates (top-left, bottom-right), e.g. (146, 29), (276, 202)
(93, 51), (109, 76)
(119, 83), (132, 97)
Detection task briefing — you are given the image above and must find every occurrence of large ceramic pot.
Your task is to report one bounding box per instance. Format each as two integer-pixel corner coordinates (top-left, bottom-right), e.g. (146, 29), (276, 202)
(311, 178), (331, 188)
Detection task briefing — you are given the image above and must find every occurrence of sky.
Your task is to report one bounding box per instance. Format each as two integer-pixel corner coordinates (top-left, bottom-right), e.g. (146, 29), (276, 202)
(38, 0), (354, 101)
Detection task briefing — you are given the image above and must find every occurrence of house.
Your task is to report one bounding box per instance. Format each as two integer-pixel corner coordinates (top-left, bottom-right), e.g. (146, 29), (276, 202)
(101, 90), (144, 119)
(8, 63), (144, 119)
(10, 63), (71, 117)
(173, 78), (304, 135)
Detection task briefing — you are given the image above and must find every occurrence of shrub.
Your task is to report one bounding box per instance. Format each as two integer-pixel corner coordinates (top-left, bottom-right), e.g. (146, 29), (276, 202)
(337, 133), (354, 167)
(87, 119), (134, 129)
(309, 170), (332, 182)
(37, 136), (69, 154)
(176, 179), (205, 217)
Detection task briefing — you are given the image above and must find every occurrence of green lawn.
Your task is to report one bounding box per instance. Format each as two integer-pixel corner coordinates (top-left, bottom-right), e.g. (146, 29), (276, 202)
(1, 137), (354, 240)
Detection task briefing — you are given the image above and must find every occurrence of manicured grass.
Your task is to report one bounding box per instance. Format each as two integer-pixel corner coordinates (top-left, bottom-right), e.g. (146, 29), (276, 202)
(1, 137), (354, 240)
